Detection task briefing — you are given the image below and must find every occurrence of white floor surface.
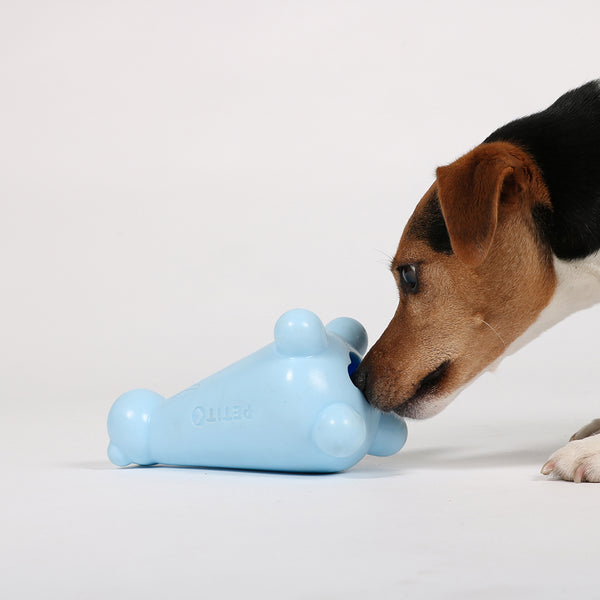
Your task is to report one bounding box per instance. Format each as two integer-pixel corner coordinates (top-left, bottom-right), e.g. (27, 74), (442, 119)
(3, 329), (599, 599)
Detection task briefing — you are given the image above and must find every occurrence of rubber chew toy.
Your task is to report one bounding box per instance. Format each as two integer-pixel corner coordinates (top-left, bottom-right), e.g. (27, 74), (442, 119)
(107, 309), (407, 473)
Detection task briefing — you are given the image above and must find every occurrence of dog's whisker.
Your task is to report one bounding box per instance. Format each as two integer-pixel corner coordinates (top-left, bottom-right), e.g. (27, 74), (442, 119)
(480, 319), (506, 348)
(374, 248), (395, 269)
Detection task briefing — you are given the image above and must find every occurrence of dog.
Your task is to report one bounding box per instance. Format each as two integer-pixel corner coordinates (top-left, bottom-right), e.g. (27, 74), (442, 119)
(351, 79), (600, 482)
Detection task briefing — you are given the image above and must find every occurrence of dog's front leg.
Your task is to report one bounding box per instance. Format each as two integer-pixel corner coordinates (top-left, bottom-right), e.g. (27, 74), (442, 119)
(542, 421), (600, 482)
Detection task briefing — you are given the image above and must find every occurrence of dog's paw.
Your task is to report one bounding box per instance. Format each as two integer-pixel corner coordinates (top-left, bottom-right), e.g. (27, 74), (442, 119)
(541, 435), (600, 482)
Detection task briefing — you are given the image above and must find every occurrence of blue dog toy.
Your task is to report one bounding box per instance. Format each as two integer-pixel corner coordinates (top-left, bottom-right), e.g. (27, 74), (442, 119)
(107, 309), (407, 473)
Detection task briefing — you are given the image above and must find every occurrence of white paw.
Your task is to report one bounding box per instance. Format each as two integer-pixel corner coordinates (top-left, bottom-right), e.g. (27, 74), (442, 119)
(541, 436), (600, 482)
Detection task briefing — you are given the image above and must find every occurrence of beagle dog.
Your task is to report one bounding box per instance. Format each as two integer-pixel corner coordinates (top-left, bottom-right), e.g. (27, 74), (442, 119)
(352, 80), (600, 482)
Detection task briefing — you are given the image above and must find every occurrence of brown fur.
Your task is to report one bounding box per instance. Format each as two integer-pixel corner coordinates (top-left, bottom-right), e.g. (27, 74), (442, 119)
(355, 142), (557, 418)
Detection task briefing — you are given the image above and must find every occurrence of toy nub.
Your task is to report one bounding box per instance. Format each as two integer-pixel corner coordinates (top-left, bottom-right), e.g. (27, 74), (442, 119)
(107, 309), (407, 473)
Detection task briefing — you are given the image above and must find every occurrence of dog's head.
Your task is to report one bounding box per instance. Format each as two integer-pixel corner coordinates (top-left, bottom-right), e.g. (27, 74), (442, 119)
(352, 141), (557, 418)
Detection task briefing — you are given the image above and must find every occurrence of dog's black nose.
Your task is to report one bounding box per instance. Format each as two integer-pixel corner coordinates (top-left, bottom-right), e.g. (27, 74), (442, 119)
(351, 365), (368, 393)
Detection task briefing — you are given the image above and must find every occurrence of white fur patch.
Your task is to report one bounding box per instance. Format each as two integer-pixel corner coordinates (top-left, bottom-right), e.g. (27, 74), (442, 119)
(401, 387), (463, 419)
(513, 253), (600, 482)
(498, 252), (600, 361)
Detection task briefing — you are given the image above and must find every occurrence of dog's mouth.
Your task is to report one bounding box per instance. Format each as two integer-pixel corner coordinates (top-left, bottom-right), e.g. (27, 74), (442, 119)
(394, 360), (451, 418)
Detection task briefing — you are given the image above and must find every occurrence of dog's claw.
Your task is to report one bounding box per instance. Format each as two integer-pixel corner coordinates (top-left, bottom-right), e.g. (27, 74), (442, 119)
(541, 460), (555, 476)
(574, 464), (586, 483)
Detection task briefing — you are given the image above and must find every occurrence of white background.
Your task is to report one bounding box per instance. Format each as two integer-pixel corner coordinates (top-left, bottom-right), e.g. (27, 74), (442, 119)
(2, 1), (599, 598)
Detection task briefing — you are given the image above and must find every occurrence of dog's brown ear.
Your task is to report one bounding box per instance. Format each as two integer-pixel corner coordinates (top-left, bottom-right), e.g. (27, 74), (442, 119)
(436, 142), (528, 267)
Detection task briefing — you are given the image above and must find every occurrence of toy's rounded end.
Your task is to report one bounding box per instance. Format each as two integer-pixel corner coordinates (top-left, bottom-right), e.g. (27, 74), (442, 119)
(274, 309), (329, 357)
(368, 413), (408, 457)
(312, 403), (367, 458)
(107, 442), (131, 467)
(107, 389), (163, 466)
(326, 317), (368, 356)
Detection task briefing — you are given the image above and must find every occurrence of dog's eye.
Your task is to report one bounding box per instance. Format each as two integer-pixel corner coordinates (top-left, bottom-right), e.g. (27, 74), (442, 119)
(398, 264), (419, 294)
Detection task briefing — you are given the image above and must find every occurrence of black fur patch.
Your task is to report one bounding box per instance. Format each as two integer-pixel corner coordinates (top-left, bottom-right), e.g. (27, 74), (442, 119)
(408, 189), (453, 255)
(485, 80), (600, 260)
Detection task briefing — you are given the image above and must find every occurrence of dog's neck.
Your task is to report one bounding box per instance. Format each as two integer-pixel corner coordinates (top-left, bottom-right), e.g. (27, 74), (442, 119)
(502, 252), (600, 359)
(485, 79), (600, 359)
